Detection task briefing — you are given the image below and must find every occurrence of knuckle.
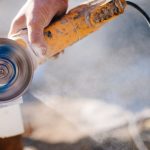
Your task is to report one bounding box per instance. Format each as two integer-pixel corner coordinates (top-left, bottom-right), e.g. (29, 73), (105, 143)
(30, 33), (44, 44)
(27, 20), (38, 28)
(30, 38), (38, 44)
(30, 35), (40, 44)
(12, 15), (24, 27)
(12, 19), (21, 27)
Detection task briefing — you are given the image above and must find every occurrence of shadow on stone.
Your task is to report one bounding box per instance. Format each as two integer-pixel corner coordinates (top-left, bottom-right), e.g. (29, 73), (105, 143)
(23, 136), (139, 150)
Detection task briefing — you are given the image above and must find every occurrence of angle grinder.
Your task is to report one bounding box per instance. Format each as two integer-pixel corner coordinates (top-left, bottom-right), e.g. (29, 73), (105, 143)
(0, 0), (149, 104)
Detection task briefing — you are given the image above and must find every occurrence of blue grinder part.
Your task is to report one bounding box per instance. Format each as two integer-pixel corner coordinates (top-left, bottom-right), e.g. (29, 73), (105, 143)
(0, 38), (34, 103)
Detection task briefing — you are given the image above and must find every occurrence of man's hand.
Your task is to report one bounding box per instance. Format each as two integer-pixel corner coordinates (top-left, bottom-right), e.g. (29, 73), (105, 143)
(9, 0), (68, 55)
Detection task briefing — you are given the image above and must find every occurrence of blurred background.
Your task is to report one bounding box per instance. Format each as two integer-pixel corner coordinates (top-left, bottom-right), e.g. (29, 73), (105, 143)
(0, 0), (150, 149)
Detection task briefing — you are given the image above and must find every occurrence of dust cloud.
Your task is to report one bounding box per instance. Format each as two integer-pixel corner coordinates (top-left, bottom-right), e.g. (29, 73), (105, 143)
(26, 0), (150, 147)
(30, 0), (150, 114)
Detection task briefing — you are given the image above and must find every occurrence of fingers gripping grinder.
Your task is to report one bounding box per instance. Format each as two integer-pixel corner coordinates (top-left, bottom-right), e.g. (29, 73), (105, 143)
(0, 0), (127, 104)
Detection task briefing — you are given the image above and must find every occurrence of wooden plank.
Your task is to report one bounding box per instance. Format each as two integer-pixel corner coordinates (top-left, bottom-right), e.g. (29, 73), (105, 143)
(0, 135), (23, 150)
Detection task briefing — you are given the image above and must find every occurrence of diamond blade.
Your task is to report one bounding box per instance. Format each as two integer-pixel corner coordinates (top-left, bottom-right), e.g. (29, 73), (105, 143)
(0, 38), (34, 103)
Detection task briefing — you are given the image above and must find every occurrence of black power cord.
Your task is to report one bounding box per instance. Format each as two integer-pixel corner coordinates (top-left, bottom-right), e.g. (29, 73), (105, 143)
(126, 1), (150, 27)
(124, 2), (150, 150)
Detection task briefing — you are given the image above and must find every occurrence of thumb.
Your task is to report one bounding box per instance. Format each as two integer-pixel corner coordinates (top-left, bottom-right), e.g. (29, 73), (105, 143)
(9, 15), (26, 37)
(8, 3), (27, 37)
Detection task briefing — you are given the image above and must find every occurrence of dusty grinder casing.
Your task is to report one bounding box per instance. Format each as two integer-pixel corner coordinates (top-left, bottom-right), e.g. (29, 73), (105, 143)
(0, 0), (126, 104)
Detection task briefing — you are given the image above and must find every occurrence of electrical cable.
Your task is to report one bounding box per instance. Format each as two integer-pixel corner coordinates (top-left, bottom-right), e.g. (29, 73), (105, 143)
(122, 2), (150, 150)
(126, 1), (150, 27)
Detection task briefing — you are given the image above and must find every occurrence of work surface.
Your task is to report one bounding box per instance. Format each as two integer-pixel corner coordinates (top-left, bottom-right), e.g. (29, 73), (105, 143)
(0, 0), (150, 150)
(22, 101), (150, 150)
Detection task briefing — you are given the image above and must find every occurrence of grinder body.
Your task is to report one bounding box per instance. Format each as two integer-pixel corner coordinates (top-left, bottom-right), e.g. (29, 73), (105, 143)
(15, 0), (126, 58)
(0, 0), (126, 104)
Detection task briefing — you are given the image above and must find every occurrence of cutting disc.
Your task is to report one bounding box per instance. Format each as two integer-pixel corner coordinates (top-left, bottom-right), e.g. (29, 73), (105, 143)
(0, 38), (33, 103)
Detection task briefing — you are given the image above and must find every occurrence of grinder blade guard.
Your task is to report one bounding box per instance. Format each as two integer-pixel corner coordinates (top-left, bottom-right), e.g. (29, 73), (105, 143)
(0, 38), (33, 103)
